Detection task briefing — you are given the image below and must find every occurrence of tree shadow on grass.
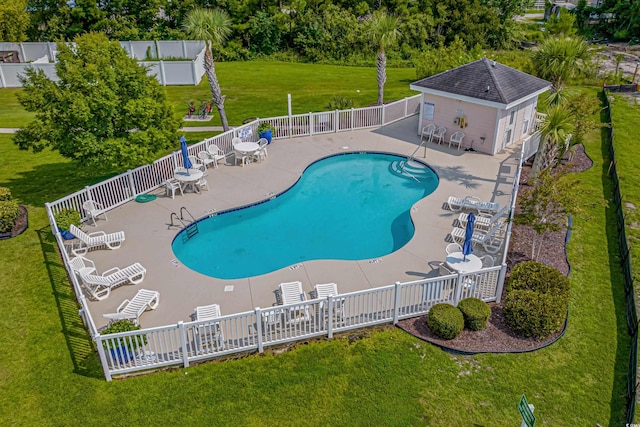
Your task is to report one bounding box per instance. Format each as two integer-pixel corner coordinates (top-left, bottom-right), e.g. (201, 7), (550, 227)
(36, 226), (103, 379)
(0, 161), (118, 208)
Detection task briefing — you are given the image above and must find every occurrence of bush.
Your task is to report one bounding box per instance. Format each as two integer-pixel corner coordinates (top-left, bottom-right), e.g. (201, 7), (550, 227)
(457, 298), (491, 331)
(504, 290), (567, 338)
(0, 200), (19, 233)
(507, 260), (570, 298)
(427, 303), (464, 340)
(0, 187), (11, 201)
(54, 209), (81, 232)
(101, 320), (147, 351)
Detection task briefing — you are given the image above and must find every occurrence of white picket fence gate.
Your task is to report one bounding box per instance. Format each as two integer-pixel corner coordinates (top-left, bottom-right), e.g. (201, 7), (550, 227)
(47, 93), (529, 380)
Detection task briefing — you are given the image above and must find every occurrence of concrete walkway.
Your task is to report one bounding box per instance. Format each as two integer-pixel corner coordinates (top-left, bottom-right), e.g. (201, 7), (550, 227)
(0, 126), (229, 134)
(78, 116), (521, 330)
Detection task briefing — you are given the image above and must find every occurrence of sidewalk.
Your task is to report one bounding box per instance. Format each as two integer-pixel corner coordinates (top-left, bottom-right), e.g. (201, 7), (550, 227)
(0, 126), (229, 134)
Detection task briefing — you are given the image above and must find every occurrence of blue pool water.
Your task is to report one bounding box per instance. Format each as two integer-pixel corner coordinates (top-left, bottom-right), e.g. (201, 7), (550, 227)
(172, 153), (439, 279)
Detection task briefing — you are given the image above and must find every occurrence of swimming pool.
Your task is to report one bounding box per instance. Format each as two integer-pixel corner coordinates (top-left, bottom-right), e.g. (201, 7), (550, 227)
(172, 152), (439, 279)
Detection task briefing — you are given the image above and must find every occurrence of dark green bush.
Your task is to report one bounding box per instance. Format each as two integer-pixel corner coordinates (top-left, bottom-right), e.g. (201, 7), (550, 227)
(101, 320), (147, 351)
(0, 187), (11, 201)
(427, 303), (464, 340)
(54, 209), (81, 231)
(504, 290), (567, 338)
(0, 200), (19, 233)
(457, 298), (492, 331)
(507, 260), (570, 298)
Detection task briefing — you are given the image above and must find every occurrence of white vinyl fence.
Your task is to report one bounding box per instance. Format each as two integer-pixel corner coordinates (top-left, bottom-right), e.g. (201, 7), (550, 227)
(45, 94), (521, 380)
(0, 41), (206, 87)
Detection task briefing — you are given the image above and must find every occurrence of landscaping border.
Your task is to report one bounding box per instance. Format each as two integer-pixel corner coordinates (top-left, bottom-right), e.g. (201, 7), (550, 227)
(0, 205), (28, 240)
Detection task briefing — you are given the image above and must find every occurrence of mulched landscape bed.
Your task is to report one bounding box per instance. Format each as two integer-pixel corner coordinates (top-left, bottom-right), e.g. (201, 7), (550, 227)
(0, 205), (29, 240)
(397, 144), (592, 353)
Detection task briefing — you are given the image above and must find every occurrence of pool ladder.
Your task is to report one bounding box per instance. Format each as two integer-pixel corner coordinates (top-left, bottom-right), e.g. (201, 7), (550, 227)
(397, 138), (429, 182)
(169, 207), (199, 240)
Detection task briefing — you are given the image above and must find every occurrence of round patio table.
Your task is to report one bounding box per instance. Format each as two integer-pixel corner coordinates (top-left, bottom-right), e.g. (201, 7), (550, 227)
(445, 252), (482, 273)
(174, 169), (204, 193)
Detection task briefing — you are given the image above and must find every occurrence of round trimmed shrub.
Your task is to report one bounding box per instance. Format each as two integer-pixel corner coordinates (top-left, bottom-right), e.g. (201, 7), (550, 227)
(0, 200), (20, 233)
(427, 303), (464, 340)
(507, 260), (570, 298)
(457, 298), (491, 331)
(504, 290), (567, 338)
(54, 209), (81, 232)
(0, 187), (11, 201)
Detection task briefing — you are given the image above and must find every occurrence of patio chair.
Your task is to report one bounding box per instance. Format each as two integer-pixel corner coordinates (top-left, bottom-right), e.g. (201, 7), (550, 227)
(83, 200), (107, 226)
(188, 155), (204, 171)
(70, 256), (146, 301)
(207, 144), (227, 168)
(449, 131), (465, 150)
(421, 124), (436, 143)
(445, 195), (500, 214)
(450, 222), (506, 254)
(232, 137), (242, 147)
(457, 205), (508, 231)
(197, 151), (216, 169)
(164, 178), (183, 199)
(69, 224), (125, 256)
(103, 289), (160, 325)
(194, 303), (225, 351)
(314, 283), (345, 326)
(195, 172), (209, 192)
(479, 255), (495, 268)
(279, 281), (310, 323)
(252, 138), (269, 163)
(445, 242), (462, 255)
(432, 126), (447, 145)
(235, 149), (249, 167)
(438, 262), (454, 276)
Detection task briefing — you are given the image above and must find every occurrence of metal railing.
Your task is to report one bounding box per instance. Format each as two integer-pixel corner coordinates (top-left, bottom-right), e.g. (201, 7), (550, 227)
(94, 266), (505, 380)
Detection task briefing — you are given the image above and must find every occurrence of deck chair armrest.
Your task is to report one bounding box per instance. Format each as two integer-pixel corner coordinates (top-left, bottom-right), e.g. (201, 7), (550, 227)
(102, 267), (121, 276)
(115, 298), (131, 313)
(86, 230), (107, 238)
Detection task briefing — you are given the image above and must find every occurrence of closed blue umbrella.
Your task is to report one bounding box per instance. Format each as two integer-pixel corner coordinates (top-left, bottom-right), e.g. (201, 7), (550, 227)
(462, 212), (475, 261)
(180, 136), (192, 172)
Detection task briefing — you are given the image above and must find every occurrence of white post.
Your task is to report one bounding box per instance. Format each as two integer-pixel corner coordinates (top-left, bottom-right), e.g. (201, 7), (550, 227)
(19, 42), (26, 63)
(327, 296), (334, 338)
(454, 273), (464, 305)
(0, 65), (5, 88)
(182, 40), (187, 58)
(393, 282), (401, 324)
(178, 321), (190, 368)
(417, 94), (424, 134)
(95, 334), (113, 381)
(309, 112), (314, 136)
(334, 110), (339, 132)
(404, 97), (408, 117)
(495, 264), (507, 303)
(255, 307), (264, 353)
(381, 104), (386, 126)
(351, 108), (355, 130)
(288, 94), (292, 138)
(127, 170), (136, 199)
(159, 61), (166, 86)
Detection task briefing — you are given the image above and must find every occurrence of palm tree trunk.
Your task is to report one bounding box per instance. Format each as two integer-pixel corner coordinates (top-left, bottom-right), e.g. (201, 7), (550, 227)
(204, 44), (230, 132)
(376, 49), (386, 105)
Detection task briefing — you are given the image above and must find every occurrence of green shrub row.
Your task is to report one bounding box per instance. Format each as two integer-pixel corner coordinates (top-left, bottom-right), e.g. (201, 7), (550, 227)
(504, 261), (570, 339)
(458, 298), (492, 331)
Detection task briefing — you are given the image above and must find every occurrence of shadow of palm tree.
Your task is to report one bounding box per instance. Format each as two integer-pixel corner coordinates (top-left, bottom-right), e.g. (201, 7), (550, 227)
(36, 226), (103, 379)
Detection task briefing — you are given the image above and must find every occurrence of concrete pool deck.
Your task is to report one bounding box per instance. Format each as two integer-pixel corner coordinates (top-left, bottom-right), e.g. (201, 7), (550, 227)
(79, 116), (521, 330)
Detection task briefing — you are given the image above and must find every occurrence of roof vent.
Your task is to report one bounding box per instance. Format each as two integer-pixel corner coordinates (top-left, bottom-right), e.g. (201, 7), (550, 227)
(485, 86), (490, 92)
(491, 61), (496, 67)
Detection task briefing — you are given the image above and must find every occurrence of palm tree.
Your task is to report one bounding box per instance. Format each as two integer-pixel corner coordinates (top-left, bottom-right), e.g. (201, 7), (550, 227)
(531, 36), (591, 94)
(532, 104), (574, 175)
(365, 12), (400, 105)
(183, 8), (232, 131)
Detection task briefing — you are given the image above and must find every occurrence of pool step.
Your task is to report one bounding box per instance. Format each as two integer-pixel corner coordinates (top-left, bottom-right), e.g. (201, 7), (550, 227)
(391, 160), (433, 181)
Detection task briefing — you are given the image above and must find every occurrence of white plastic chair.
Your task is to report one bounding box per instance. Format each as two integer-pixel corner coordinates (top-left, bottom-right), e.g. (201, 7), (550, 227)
(188, 155), (204, 171)
(445, 242), (462, 255)
(432, 126), (447, 145)
(314, 283), (345, 326)
(458, 205), (508, 231)
(195, 304), (225, 351)
(103, 289), (160, 325)
(69, 224), (125, 256)
(252, 138), (269, 163)
(449, 131), (465, 150)
(196, 172), (209, 192)
(164, 178), (183, 199)
(83, 200), (107, 226)
(70, 256), (146, 301)
(421, 124), (436, 143)
(480, 255), (495, 268)
(197, 151), (215, 169)
(446, 195), (500, 214)
(279, 281), (310, 323)
(235, 150), (249, 167)
(207, 144), (226, 168)
(438, 262), (454, 276)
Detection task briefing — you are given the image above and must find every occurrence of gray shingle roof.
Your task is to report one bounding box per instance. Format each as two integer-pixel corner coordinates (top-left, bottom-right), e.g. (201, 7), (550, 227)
(411, 58), (550, 105)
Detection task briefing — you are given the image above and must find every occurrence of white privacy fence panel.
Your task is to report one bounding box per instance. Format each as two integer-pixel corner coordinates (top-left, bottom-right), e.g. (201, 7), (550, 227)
(522, 131), (541, 163)
(93, 268), (504, 380)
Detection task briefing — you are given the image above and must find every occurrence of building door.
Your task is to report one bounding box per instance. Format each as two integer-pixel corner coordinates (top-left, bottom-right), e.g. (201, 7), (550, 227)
(502, 110), (516, 150)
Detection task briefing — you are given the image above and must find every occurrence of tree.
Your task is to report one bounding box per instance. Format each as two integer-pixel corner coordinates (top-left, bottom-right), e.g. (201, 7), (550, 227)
(183, 8), (233, 131)
(532, 36), (592, 93)
(365, 11), (400, 105)
(0, 0), (29, 42)
(533, 103), (574, 173)
(14, 33), (179, 170)
(515, 168), (577, 260)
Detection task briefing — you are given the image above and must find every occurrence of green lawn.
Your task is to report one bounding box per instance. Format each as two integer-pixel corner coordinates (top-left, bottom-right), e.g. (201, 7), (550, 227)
(0, 61), (417, 129)
(0, 84), (630, 425)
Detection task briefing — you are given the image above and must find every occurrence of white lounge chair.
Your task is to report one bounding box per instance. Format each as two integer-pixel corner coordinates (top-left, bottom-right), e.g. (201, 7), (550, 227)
(195, 304), (225, 351)
(70, 224), (125, 256)
(206, 144), (227, 168)
(83, 200), (107, 226)
(103, 289), (160, 325)
(279, 281), (310, 323)
(445, 195), (500, 214)
(69, 256), (146, 301)
(457, 205), (509, 231)
(450, 223), (506, 255)
(438, 262), (454, 276)
(314, 283), (345, 326)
